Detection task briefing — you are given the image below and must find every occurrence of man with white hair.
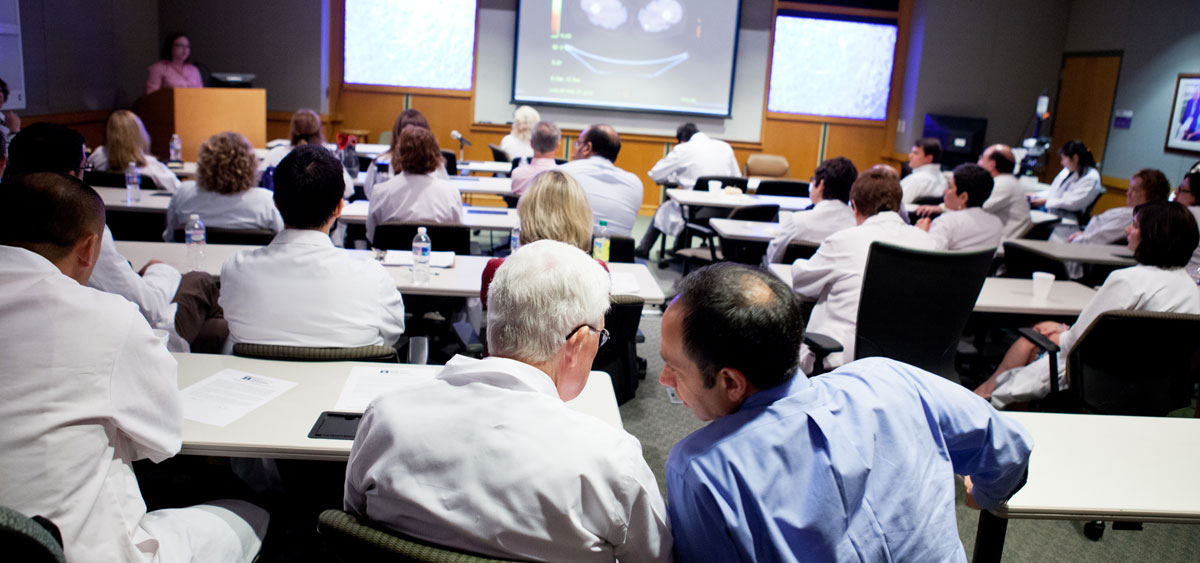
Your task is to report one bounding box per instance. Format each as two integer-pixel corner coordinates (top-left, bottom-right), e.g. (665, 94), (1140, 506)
(344, 240), (672, 562)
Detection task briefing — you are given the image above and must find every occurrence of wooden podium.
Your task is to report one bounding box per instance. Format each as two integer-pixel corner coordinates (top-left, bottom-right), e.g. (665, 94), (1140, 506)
(135, 88), (266, 161)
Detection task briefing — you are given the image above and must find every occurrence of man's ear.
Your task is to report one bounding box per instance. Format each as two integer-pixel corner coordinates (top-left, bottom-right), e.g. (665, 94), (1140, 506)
(716, 367), (754, 404)
(333, 197), (346, 218)
(76, 232), (100, 269)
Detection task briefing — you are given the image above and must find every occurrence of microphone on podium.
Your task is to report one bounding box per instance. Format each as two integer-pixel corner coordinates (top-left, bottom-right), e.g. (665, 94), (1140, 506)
(450, 130), (473, 147)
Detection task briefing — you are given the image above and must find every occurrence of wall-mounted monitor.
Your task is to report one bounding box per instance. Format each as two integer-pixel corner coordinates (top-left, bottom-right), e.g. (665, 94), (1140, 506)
(922, 113), (988, 169)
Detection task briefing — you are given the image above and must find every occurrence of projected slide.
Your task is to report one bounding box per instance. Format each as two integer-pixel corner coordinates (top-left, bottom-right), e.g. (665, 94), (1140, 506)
(513, 0), (741, 117)
(343, 0), (476, 91)
(767, 15), (896, 120)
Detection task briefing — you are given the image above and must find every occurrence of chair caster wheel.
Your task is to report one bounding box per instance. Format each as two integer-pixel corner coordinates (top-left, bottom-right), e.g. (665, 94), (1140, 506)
(1083, 520), (1105, 541)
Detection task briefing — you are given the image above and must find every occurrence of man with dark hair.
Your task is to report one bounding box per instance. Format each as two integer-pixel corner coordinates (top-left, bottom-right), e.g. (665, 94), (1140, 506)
(220, 144), (405, 349)
(916, 163), (1004, 250)
(792, 168), (935, 371)
(556, 124), (643, 236)
(6, 122), (227, 352)
(765, 156), (858, 263)
(916, 144), (1034, 239)
(0, 172), (268, 563)
(901, 137), (947, 203)
(636, 123), (741, 258)
(510, 120), (561, 196)
(660, 263), (1033, 563)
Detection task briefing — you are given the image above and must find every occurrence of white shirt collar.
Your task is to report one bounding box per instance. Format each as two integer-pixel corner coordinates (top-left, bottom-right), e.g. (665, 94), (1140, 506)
(0, 245), (63, 275)
(914, 163), (943, 175)
(861, 211), (905, 226)
(272, 228), (335, 247)
(437, 355), (560, 399)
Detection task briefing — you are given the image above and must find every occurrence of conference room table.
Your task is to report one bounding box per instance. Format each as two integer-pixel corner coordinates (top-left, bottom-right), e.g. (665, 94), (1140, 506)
(175, 352), (622, 461)
(665, 188), (812, 212)
(351, 174), (514, 196)
(972, 411), (1200, 563)
(458, 160), (513, 175)
(112, 241), (667, 304)
(1003, 239), (1136, 268)
(711, 212), (1061, 245)
(336, 201), (519, 231)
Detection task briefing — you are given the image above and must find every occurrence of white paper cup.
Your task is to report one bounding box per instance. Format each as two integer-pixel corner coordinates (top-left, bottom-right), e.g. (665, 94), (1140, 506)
(1032, 271), (1055, 301)
(708, 180), (721, 192)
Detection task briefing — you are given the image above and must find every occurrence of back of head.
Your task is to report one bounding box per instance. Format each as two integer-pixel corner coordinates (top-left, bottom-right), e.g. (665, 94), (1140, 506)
(987, 144), (1016, 174)
(1187, 161), (1200, 194)
(487, 240), (611, 364)
(1059, 139), (1096, 172)
(850, 167), (903, 216)
(0, 172), (105, 262)
(672, 263), (805, 390)
(290, 108), (324, 146)
(1132, 201), (1198, 268)
(105, 110), (151, 170)
(4, 122), (86, 180)
(815, 156), (858, 203)
(512, 106), (540, 141)
(583, 124), (621, 162)
(1132, 168), (1170, 203)
(516, 170), (594, 252)
(397, 126), (442, 175)
(915, 138), (942, 163)
(273, 144), (344, 229)
(197, 132), (258, 195)
(676, 123), (699, 144)
(952, 163), (994, 207)
(531, 120), (561, 155)
(390, 109), (432, 162)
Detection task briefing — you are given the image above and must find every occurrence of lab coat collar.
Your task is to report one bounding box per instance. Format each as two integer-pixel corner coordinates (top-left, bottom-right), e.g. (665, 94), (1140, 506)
(861, 211), (905, 227)
(0, 245), (63, 276)
(437, 355), (560, 400)
(271, 228), (336, 247)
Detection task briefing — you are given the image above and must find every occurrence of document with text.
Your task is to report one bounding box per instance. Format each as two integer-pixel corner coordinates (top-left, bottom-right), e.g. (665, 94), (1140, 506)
(335, 365), (437, 411)
(181, 369), (297, 427)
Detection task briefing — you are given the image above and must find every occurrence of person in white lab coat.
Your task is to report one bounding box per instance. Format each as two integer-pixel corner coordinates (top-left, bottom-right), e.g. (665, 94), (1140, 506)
(765, 156), (858, 263)
(498, 105), (539, 160)
(345, 240), (672, 563)
(362, 109), (449, 199)
(367, 126), (463, 242)
(900, 137), (947, 203)
(636, 123), (742, 257)
(221, 144), (406, 349)
(164, 132), (284, 240)
(0, 172), (267, 563)
(261, 108), (354, 199)
(791, 168), (937, 371)
(976, 202), (1200, 407)
(556, 124), (644, 237)
(916, 163), (1004, 251)
(1068, 168), (1169, 245)
(1032, 140), (1104, 238)
(87, 110), (181, 192)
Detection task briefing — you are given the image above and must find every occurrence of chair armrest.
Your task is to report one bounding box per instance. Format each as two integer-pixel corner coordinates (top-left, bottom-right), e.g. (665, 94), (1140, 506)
(803, 332), (843, 355)
(684, 224), (714, 236)
(1017, 327), (1059, 354)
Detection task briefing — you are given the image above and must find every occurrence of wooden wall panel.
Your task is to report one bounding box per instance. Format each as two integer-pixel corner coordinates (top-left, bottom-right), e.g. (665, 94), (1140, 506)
(761, 119), (822, 181)
(825, 124), (888, 173)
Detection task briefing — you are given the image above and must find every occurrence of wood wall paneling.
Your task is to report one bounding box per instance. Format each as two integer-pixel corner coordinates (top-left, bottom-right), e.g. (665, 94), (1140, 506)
(824, 123), (889, 174)
(760, 119), (822, 181)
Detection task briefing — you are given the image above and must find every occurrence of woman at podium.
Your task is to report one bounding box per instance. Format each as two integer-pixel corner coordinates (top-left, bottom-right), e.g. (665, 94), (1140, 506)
(145, 32), (203, 94)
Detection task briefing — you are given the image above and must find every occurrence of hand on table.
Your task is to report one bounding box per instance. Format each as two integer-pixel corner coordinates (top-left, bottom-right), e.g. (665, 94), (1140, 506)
(915, 204), (942, 217)
(915, 217), (932, 232)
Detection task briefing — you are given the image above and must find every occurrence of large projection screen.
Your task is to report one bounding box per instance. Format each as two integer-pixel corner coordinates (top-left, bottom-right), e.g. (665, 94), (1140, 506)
(513, 0), (741, 117)
(344, 0), (477, 91)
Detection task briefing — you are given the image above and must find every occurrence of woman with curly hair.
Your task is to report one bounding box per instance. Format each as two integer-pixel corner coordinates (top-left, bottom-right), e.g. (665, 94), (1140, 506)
(367, 126), (463, 242)
(163, 131), (283, 241)
(87, 110), (181, 192)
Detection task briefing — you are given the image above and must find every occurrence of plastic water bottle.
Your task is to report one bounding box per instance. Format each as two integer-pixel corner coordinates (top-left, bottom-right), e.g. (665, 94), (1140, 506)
(185, 214), (206, 272)
(375, 160), (390, 183)
(412, 227), (432, 285)
(169, 134), (183, 164)
(125, 162), (141, 204)
(510, 225), (521, 253)
(593, 220), (610, 261)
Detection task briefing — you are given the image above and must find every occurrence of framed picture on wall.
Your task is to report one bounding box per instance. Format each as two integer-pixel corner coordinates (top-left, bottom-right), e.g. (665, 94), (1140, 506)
(1165, 73), (1200, 154)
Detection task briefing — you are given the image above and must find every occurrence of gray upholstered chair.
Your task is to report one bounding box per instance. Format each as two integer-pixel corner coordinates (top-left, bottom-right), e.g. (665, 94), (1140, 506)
(317, 509), (525, 562)
(232, 343), (399, 363)
(0, 505), (65, 563)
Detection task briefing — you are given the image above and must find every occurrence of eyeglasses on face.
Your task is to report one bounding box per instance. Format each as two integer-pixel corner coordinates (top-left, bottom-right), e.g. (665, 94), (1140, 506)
(567, 324), (609, 347)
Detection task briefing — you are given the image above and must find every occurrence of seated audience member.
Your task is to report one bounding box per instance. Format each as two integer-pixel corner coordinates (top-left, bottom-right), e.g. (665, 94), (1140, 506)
(345, 240), (671, 562)
(557, 124), (643, 237)
(976, 201), (1200, 407)
(792, 168), (936, 371)
(1032, 140), (1103, 237)
(1177, 164), (1200, 281)
(0, 131), (6, 176)
(220, 144), (405, 349)
(262, 108), (353, 198)
(509, 120), (561, 196)
(87, 109), (182, 192)
(636, 123), (741, 257)
(362, 108), (448, 198)
(660, 263), (1032, 563)
(916, 163), (1004, 250)
(367, 126), (463, 241)
(1068, 168), (1169, 245)
(8, 122), (226, 352)
(0, 172), (267, 563)
(499, 105), (539, 160)
(164, 132), (283, 240)
(979, 144), (1033, 238)
(145, 32), (204, 94)
(2, 77), (22, 149)
(765, 156), (858, 263)
(900, 137), (947, 203)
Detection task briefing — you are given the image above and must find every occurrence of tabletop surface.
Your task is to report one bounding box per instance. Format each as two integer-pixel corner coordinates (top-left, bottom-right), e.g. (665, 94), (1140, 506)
(1005, 239), (1135, 267)
(666, 188), (812, 211)
(338, 201), (519, 230)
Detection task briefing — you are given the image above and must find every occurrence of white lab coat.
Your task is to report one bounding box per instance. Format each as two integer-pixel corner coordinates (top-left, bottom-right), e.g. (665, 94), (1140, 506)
(219, 229), (406, 348)
(646, 132), (741, 236)
(88, 226), (187, 351)
(345, 355), (672, 563)
(990, 265), (1200, 407)
(765, 199), (856, 263)
(1044, 167), (1103, 213)
(791, 212), (937, 370)
(163, 183), (284, 242)
(557, 156), (644, 237)
(1072, 205), (1132, 245)
(0, 246), (266, 563)
(1187, 206), (1200, 283)
(928, 206), (1004, 251)
(499, 133), (534, 160)
(901, 163), (948, 203)
(366, 172), (464, 241)
(362, 156), (451, 200)
(262, 144), (355, 199)
(88, 146), (183, 193)
(984, 173), (1033, 239)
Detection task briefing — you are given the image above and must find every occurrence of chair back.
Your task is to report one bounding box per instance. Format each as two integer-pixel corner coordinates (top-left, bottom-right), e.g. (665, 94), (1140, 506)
(692, 176), (748, 192)
(440, 149), (458, 176)
(716, 204), (780, 264)
(232, 343), (399, 363)
(376, 131), (393, 147)
(781, 240), (820, 263)
(744, 153), (790, 178)
(84, 170), (165, 190)
(371, 222), (472, 254)
(854, 242), (995, 383)
(0, 505), (65, 563)
(488, 144), (508, 162)
(606, 235), (636, 263)
(1077, 186), (1106, 226)
(1022, 216), (1061, 241)
(753, 179), (808, 197)
(593, 295), (645, 404)
(1001, 241), (1069, 280)
(912, 195), (944, 206)
(173, 227), (277, 245)
(316, 509), (523, 562)
(1066, 311), (1200, 416)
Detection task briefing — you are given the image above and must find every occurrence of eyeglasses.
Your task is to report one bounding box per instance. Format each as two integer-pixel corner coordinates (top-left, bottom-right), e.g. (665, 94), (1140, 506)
(567, 324), (609, 348)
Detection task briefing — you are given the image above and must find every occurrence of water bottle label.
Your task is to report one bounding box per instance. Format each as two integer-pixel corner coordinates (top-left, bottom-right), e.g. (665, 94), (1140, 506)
(186, 232), (206, 244)
(416, 245), (429, 257)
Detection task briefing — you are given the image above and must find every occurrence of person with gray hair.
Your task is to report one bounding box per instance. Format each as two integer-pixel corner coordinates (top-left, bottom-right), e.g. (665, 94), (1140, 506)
(509, 120), (562, 196)
(345, 240), (672, 563)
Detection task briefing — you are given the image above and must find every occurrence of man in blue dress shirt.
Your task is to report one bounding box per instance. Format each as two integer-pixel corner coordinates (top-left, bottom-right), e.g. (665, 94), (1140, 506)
(660, 263), (1033, 562)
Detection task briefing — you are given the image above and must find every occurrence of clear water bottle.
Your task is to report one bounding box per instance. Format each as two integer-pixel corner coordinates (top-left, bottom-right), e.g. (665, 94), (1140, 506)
(375, 160), (390, 183)
(412, 226), (432, 285)
(125, 162), (141, 204)
(510, 225), (521, 253)
(592, 220), (610, 261)
(185, 214), (206, 272)
(169, 134), (183, 164)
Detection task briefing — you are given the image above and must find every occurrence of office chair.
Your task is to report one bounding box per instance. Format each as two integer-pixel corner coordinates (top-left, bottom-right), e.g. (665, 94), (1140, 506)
(510, 157), (566, 168)
(744, 153), (789, 178)
(673, 176), (751, 257)
(805, 243), (995, 383)
(594, 294), (646, 405)
(1001, 241), (1070, 280)
(753, 179), (809, 197)
(676, 204), (779, 274)
(440, 149), (458, 176)
(84, 170), (165, 191)
(1076, 187), (1106, 227)
(172, 227), (277, 245)
(780, 240), (820, 263)
(488, 144), (508, 163)
(232, 343), (399, 363)
(912, 196), (944, 206)
(370, 223), (472, 255)
(605, 235), (636, 263)
(0, 505), (65, 563)
(317, 509), (523, 562)
(1021, 215), (1062, 241)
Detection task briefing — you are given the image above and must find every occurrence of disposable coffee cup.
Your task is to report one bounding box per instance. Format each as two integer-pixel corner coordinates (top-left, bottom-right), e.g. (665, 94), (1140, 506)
(1032, 272), (1054, 301)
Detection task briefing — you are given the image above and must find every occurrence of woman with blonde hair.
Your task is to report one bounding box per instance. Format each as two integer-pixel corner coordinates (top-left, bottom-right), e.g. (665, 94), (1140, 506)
(263, 108), (353, 198)
(87, 110), (181, 192)
(499, 105), (540, 160)
(164, 131), (283, 240)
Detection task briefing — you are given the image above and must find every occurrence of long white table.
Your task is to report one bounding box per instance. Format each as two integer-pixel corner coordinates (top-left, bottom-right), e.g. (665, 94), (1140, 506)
(458, 160), (513, 175)
(666, 188), (811, 212)
(337, 201), (519, 231)
(709, 218), (819, 245)
(96, 186), (173, 213)
(1004, 239), (1135, 267)
(175, 353), (621, 460)
(353, 174), (514, 196)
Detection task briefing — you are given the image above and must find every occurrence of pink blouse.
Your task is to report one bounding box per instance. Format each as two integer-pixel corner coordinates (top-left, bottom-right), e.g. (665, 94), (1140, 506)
(145, 61), (203, 94)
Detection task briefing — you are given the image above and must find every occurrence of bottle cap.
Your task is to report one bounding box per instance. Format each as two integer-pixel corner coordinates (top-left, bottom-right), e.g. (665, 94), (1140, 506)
(189, 214), (200, 220)
(417, 227), (427, 234)
(599, 220), (608, 226)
